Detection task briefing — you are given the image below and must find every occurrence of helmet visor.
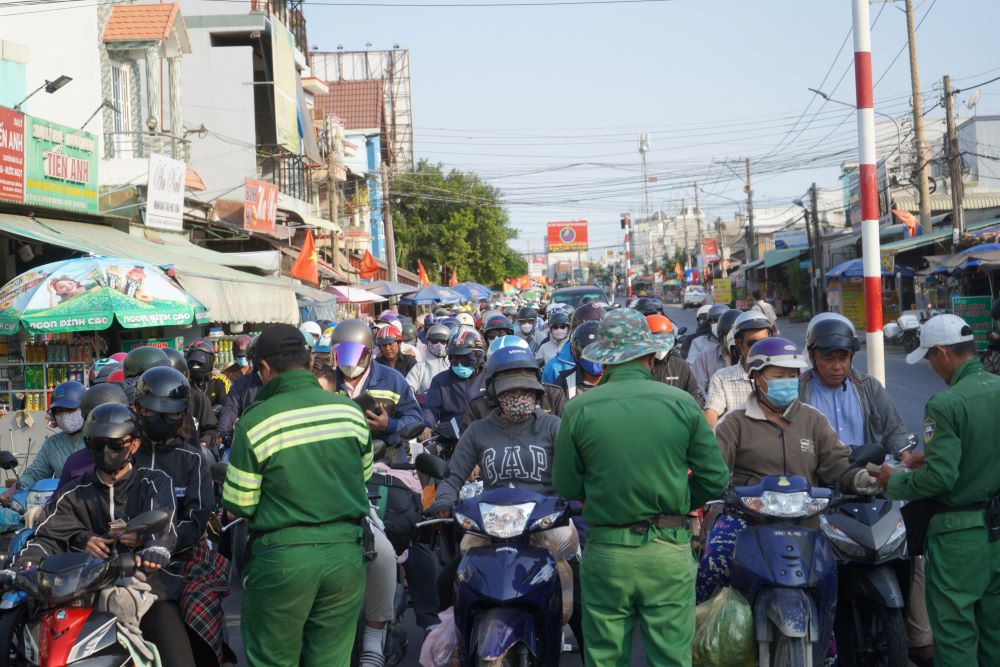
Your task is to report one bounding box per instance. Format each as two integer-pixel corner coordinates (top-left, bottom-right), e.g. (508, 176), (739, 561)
(334, 342), (369, 369)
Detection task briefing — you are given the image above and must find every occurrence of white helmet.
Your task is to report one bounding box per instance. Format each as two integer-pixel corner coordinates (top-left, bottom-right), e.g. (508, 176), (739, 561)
(696, 304), (712, 320)
(457, 312), (475, 327)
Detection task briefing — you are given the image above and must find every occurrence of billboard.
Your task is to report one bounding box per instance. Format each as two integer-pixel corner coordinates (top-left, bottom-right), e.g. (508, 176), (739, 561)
(547, 220), (588, 252)
(774, 230), (809, 249)
(703, 239), (720, 262)
(145, 153), (186, 231)
(0, 107), (25, 203)
(24, 116), (98, 213)
(270, 17), (300, 154)
(244, 178), (278, 233)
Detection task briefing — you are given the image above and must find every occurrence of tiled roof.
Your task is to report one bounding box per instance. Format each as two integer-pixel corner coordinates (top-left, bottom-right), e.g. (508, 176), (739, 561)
(103, 3), (180, 42)
(314, 81), (384, 131)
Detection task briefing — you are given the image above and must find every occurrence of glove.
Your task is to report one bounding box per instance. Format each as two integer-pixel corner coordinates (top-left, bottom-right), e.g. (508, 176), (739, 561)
(136, 546), (171, 568)
(853, 469), (881, 496)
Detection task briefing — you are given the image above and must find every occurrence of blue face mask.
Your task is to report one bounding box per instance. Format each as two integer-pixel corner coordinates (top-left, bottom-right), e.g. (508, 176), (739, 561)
(452, 364), (475, 379)
(578, 359), (603, 377)
(236, 356), (249, 368)
(764, 377), (799, 408)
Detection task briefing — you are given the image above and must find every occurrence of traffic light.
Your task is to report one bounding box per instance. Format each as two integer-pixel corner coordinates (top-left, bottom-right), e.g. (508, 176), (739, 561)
(620, 213), (630, 230)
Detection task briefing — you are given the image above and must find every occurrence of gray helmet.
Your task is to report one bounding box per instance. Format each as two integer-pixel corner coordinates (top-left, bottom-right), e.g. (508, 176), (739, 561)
(331, 320), (374, 377)
(708, 304), (729, 322)
(426, 323), (452, 344)
(331, 319), (374, 349)
(733, 311), (773, 340)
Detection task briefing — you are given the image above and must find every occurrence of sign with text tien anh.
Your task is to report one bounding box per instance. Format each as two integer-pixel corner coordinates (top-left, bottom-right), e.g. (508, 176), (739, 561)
(24, 116), (98, 213)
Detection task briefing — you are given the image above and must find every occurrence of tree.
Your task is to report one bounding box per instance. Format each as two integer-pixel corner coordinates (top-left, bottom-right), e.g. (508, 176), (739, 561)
(392, 161), (526, 287)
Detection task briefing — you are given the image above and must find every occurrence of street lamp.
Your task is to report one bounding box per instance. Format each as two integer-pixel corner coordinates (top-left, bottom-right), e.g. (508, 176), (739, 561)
(13, 75), (72, 111)
(809, 88), (904, 169)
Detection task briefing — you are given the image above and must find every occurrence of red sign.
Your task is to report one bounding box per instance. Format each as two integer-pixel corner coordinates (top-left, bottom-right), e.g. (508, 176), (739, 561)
(547, 220), (588, 252)
(244, 178), (278, 233)
(0, 107), (25, 203)
(703, 239), (720, 262)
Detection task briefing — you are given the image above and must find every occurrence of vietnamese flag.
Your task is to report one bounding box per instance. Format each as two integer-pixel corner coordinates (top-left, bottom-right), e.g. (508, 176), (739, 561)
(449, 268), (458, 287)
(417, 260), (430, 286)
(290, 229), (319, 284)
(359, 250), (381, 280)
(893, 209), (921, 237)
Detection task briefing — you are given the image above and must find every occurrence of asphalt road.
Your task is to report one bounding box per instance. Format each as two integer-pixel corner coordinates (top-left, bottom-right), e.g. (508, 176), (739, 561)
(224, 303), (944, 666)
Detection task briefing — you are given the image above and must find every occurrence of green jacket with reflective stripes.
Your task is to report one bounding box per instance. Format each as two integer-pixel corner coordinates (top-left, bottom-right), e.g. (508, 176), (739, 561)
(222, 369), (373, 535)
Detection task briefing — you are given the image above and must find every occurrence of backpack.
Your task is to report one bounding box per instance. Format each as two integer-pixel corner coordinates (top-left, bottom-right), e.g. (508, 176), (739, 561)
(366, 471), (423, 554)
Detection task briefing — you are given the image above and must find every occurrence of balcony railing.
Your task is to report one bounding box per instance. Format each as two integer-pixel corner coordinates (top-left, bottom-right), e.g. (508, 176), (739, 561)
(260, 152), (312, 203)
(250, 0), (308, 56)
(105, 131), (191, 163)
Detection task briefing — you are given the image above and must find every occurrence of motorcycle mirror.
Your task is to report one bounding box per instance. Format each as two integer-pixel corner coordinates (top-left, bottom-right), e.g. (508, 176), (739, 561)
(210, 462), (229, 484)
(677, 326), (688, 336)
(399, 422), (425, 441)
(0, 451), (18, 471)
(372, 439), (387, 461)
(849, 443), (885, 468)
(123, 509), (172, 536)
(415, 453), (449, 480)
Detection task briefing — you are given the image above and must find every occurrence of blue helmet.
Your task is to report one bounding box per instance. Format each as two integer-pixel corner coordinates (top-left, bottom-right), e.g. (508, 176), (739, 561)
(484, 346), (544, 399)
(487, 334), (530, 358)
(50, 380), (86, 411)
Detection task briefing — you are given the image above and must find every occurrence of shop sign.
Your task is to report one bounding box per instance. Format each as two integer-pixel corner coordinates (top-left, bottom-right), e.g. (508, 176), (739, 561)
(244, 178), (278, 233)
(0, 106), (25, 203)
(840, 280), (866, 331)
(120, 336), (185, 352)
(23, 116), (98, 213)
(145, 153), (186, 231)
(703, 239), (721, 262)
(951, 295), (992, 351)
(712, 278), (732, 305)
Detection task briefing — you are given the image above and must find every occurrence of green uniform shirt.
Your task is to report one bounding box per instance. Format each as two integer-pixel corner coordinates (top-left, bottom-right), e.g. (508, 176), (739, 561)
(553, 361), (730, 546)
(888, 358), (1000, 506)
(223, 369), (373, 537)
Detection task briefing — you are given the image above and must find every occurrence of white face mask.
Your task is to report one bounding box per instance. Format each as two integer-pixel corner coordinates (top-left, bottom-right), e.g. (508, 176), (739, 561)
(519, 322), (534, 334)
(711, 323), (719, 338)
(655, 349), (669, 361)
(551, 328), (569, 341)
(55, 409), (84, 434)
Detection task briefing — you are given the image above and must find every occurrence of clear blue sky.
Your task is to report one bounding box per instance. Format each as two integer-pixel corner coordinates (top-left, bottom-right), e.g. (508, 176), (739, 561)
(306, 0), (1000, 257)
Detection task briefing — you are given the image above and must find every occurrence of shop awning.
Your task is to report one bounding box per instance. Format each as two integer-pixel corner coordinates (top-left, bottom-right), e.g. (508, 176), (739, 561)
(892, 191), (1000, 212)
(732, 259), (764, 274)
(825, 234), (861, 252)
(881, 218), (1000, 255)
(0, 214), (299, 324)
(762, 248), (806, 269)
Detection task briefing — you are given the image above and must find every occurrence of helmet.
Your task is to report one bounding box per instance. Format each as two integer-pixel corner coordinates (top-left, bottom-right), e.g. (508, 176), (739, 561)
(733, 311), (773, 339)
(484, 347), (544, 398)
(162, 348), (189, 377)
(447, 329), (484, 358)
(806, 313), (858, 353)
(92, 361), (122, 385)
(439, 317), (461, 336)
(185, 341), (216, 381)
(487, 334), (530, 358)
(378, 310), (400, 324)
(80, 383), (129, 419)
(547, 311), (570, 328)
(83, 403), (139, 441)
(375, 324), (403, 346)
(645, 314), (674, 335)
(187, 339), (216, 357)
(233, 335), (253, 356)
(124, 346), (170, 379)
(134, 366), (190, 413)
(570, 320), (601, 360)
(426, 323), (452, 344)
(331, 320), (375, 378)
(572, 303), (604, 329)
(314, 327), (334, 355)
(106, 369), (125, 384)
(401, 322), (417, 342)
(90, 358), (118, 383)
(745, 337), (809, 376)
(109, 352), (128, 364)
(456, 312), (475, 328)
(717, 309), (742, 346)
(634, 297), (658, 316)
(502, 305), (517, 319)
(516, 306), (538, 322)
(708, 304), (729, 322)
(483, 315), (514, 338)
(300, 321), (322, 340)
(50, 380), (86, 411)
(696, 304), (712, 322)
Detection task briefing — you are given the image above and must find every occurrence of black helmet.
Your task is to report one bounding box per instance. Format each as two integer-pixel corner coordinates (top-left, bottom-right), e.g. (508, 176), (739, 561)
(807, 315), (859, 353)
(733, 311), (773, 339)
(572, 303), (604, 329)
(185, 340), (216, 379)
(123, 346), (170, 379)
(570, 320), (600, 360)
(483, 315), (514, 337)
(502, 305), (517, 319)
(708, 304), (729, 322)
(134, 366), (190, 414)
(83, 402), (138, 441)
(162, 348), (189, 377)
(634, 298), (658, 316)
(516, 306), (538, 322)
(717, 309), (742, 346)
(547, 310), (570, 328)
(80, 383), (129, 419)
(446, 329), (484, 357)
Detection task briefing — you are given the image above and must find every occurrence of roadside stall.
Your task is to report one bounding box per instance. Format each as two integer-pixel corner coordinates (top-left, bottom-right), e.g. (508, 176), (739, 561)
(398, 284), (466, 320)
(825, 258), (915, 333)
(324, 285), (388, 319)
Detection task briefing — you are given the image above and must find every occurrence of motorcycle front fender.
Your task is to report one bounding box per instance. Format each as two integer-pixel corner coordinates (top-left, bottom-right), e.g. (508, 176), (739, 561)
(755, 587), (817, 641)
(850, 563), (906, 609)
(471, 607), (538, 662)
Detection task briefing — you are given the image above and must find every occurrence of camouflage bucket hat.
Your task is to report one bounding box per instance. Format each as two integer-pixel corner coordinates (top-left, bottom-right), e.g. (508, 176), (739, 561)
(581, 307), (669, 366)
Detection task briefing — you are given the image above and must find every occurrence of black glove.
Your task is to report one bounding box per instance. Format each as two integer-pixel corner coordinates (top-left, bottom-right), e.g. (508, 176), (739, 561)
(137, 546), (171, 568)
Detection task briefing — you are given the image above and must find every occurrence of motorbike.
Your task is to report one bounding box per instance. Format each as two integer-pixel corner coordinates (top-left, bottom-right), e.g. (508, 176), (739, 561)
(0, 509), (172, 667)
(882, 314), (921, 354)
(979, 332), (1000, 375)
(723, 444), (885, 667)
(416, 453), (571, 667)
(8, 479), (59, 530)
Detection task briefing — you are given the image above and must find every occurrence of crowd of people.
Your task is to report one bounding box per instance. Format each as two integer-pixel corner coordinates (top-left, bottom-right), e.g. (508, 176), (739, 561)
(0, 291), (997, 667)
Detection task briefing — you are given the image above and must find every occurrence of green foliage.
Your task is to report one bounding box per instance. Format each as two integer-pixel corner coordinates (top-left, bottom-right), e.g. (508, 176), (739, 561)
(784, 262), (811, 306)
(392, 161), (525, 286)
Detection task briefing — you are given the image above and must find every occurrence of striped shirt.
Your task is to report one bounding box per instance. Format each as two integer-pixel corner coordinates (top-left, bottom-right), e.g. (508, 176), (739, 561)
(705, 363), (753, 419)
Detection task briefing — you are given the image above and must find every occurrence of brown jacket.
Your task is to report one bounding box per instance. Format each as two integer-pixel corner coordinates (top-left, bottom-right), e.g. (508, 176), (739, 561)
(714, 394), (856, 490)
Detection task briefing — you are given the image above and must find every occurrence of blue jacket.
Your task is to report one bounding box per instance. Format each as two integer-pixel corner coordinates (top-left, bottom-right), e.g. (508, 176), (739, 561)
(424, 368), (480, 427)
(218, 371), (263, 437)
(541, 342), (576, 384)
(336, 363), (423, 447)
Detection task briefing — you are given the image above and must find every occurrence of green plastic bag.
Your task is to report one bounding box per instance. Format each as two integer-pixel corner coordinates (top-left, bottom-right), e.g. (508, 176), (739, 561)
(692, 586), (756, 667)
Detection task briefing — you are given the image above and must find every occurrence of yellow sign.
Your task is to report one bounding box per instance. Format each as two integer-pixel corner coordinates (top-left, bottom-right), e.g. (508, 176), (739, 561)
(880, 250), (895, 275)
(840, 280), (866, 331)
(712, 278), (733, 305)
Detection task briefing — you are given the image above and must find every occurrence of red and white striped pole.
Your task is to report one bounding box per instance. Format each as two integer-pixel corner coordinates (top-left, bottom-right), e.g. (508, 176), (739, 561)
(851, 0), (886, 386)
(624, 214), (633, 297)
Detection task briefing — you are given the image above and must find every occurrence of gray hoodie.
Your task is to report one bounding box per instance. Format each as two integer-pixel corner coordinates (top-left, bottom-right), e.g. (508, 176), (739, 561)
(432, 408), (561, 510)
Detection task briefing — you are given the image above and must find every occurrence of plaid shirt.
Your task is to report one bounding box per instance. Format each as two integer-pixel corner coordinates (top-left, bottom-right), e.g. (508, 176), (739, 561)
(179, 542), (231, 664)
(705, 363), (753, 418)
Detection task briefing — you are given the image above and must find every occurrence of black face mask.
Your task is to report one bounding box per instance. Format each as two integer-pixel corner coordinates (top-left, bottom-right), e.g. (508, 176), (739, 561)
(188, 365), (210, 382)
(88, 442), (131, 475)
(141, 413), (183, 442)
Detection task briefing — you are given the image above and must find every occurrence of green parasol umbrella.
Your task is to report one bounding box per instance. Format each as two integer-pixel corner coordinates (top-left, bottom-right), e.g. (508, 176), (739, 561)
(0, 257), (209, 334)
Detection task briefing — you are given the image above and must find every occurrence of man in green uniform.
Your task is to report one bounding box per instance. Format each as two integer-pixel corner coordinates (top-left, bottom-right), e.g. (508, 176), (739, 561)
(223, 323), (373, 666)
(553, 308), (730, 666)
(876, 314), (1000, 667)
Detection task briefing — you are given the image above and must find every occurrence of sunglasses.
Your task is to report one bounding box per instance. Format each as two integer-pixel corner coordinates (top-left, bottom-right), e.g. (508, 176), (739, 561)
(550, 324), (569, 331)
(449, 355), (475, 366)
(85, 438), (131, 452)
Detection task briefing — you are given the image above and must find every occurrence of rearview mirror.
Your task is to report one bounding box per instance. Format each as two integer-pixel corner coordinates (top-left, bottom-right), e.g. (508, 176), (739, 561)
(124, 509), (171, 536)
(210, 462), (229, 484)
(0, 451), (17, 471)
(399, 422), (425, 441)
(415, 453), (449, 480)
(677, 326), (688, 336)
(849, 443), (885, 468)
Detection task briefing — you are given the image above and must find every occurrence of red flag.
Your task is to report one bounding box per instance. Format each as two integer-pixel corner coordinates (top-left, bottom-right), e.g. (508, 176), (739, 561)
(417, 260), (430, 286)
(290, 229), (319, 284)
(893, 209), (920, 237)
(449, 268), (458, 287)
(359, 250), (380, 280)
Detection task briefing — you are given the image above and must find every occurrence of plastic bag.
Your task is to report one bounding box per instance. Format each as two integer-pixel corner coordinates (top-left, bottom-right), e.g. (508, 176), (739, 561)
(419, 606), (461, 667)
(692, 586), (756, 667)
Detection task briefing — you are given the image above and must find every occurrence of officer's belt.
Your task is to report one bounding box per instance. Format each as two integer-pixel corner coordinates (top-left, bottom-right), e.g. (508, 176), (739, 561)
(624, 513), (690, 535)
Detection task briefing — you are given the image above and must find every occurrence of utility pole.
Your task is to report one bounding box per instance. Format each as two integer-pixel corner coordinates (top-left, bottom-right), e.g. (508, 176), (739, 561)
(380, 161), (398, 283)
(639, 133), (651, 220)
(943, 74), (965, 251)
(745, 158), (755, 261)
(803, 205), (817, 315)
(905, 0), (933, 235)
(621, 213), (633, 297)
(329, 140), (341, 283)
(811, 183), (826, 311)
(694, 183), (703, 273)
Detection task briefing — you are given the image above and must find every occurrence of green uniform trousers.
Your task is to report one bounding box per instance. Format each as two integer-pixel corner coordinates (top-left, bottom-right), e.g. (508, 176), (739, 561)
(241, 539), (366, 666)
(925, 511), (1000, 667)
(581, 535), (696, 667)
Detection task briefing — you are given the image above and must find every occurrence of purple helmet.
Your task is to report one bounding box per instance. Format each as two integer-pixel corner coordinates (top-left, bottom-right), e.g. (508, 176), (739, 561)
(745, 337), (809, 375)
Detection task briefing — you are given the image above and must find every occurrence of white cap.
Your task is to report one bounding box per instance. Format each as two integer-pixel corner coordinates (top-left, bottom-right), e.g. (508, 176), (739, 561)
(906, 314), (975, 364)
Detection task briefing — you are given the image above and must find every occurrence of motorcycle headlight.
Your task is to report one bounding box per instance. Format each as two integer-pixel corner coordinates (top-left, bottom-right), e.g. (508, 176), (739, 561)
(820, 517), (871, 560)
(877, 518), (907, 559)
(740, 491), (829, 518)
(454, 512), (481, 533)
(479, 502), (535, 539)
(530, 511), (563, 532)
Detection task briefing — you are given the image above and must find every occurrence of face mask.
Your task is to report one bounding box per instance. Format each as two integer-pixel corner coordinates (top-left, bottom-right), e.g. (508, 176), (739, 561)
(141, 413), (183, 442)
(551, 328), (569, 341)
(89, 442), (131, 475)
(236, 356), (249, 368)
(711, 323), (719, 338)
(340, 365), (367, 379)
(189, 365), (210, 382)
(452, 364), (475, 379)
(763, 377), (799, 409)
(578, 359), (603, 377)
(497, 389), (536, 423)
(519, 322), (534, 335)
(428, 342), (448, 358)
(55, 410), (84, 434)
(655, 349), (670, 361)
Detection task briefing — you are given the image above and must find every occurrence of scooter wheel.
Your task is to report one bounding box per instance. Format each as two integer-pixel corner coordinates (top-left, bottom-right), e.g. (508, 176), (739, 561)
(903, 335), (920, 354)
(0, 605), (28, 667)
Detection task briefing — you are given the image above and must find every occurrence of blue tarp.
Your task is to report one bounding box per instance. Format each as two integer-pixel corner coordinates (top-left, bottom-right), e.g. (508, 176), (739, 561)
(827, 258), (915, 278)
(399, 284), (465, 305)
